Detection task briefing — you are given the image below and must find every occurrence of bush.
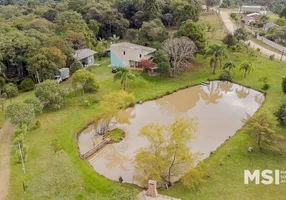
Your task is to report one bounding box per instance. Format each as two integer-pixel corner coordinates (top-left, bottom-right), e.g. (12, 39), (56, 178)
(3, 83), (18, 98)
(105, 128), (125, 143)
(262, 83), (270, 90)
(223, 33), (237, 46)
(219, 71), (232, 81)
(83, 77), (99, 92)
(20, 78), (35, 91)
(282, 77), (286, 94)
(270, 54), (275, 60)
(70, 60), (83, 74)
(276, 102), (286, 126)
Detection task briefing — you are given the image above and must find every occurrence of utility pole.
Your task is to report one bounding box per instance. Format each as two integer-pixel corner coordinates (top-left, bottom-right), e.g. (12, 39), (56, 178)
(18, 142), (26, 174)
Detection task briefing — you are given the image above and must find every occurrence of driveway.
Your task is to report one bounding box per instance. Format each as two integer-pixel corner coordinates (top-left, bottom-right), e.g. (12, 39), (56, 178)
(0, 121), (15, 200)
(219, 10), (286, 61)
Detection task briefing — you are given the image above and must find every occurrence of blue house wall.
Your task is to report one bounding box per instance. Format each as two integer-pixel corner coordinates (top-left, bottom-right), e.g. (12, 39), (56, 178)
(111, 52), (126, 67)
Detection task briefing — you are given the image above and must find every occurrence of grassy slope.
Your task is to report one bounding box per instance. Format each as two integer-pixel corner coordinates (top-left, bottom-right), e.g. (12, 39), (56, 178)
(7, 14), (286, 200)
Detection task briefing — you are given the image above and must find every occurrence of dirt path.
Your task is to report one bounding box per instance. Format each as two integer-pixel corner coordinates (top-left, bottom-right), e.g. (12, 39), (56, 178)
(219, 10), (286, 61)
(0, 121), (15, 200)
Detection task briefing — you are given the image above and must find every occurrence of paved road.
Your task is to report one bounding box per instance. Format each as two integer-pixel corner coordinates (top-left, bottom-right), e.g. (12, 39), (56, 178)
(219, 11), (286, 61)
(0, 121), (15, 200)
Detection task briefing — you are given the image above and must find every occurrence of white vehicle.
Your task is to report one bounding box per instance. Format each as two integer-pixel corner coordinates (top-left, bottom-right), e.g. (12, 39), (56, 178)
(55, 68), (70, 83)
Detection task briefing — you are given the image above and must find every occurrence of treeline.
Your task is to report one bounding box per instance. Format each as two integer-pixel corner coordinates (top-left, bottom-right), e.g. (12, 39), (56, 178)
(0, 0), (200, 84)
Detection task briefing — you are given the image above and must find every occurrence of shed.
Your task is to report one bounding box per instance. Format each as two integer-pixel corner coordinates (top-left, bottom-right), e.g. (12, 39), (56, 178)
(263, 22), (279, 30)
(73, 48), (97, 68)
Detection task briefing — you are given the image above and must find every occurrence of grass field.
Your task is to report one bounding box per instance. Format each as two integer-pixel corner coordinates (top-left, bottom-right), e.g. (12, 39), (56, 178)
(6, 14), (286, 200)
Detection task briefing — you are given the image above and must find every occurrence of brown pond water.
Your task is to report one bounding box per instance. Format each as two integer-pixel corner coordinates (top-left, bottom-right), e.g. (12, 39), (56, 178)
(78, 81), (264, 186)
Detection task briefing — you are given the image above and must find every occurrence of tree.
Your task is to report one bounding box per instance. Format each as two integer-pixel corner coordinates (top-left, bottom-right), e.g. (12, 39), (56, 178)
(223, 61), (236, 72)
(24, 97), (44, 114)
(55, 11), (88, 33)
(124, 29), (138, 42)
(280, 7), (286, 18)
(113, 67), (135, 90)
(65, 31), (87, 50)
(135, 117), (197, 187)
(5, 102), (35, 125)
(234, 28), (248, 41)
(138, 19), (168, 45)
(109, 34), (120, 44)
(243, 111), (277, 152)
(206, 0), (219, 8)
(35, 80), (64, 109)
(72, 69), (99, 98)
(88, 19), (100, 37)
(20, 78), (35, 91)
(205, 44), (228, 74)
(97, 91), (134, 135)
(239, 61), (254, 78)
(153, 50), (171, 76)
(95, 39), (107, 60)
(175, 20), (206, 53)
(162, 13), (173, 27)
(3, 83), (18, 98)
(142, 0), (161, 20)
(282, 77), (286, 94)
(169, 0), (199, 25)
(182, 161), (208, 190)
(162, 37), (197, 77)
(70, 60), (84, 74)
(27, 47), (66, 83)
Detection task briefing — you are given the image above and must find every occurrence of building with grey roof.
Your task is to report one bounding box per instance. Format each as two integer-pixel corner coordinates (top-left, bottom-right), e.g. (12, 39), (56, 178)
(73, 48), (97, 68)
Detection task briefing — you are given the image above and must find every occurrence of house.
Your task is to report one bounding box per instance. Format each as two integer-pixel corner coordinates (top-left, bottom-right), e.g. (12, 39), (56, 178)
(240, 6), (267, 15)
(110, 42), (156, 68)
(73, 48), (97, 68)
(263, 22), (279, 30)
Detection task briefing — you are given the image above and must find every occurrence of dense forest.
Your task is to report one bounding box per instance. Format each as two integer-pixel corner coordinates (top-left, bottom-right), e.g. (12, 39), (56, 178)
(0, 0), (200, 84)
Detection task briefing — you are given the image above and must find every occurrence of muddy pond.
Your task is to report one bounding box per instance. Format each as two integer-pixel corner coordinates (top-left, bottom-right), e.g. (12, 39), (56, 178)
(78, 81), (264, 186)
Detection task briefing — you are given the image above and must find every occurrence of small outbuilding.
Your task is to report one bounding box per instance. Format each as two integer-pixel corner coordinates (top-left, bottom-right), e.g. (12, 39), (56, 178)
(73, 48), (97, 68)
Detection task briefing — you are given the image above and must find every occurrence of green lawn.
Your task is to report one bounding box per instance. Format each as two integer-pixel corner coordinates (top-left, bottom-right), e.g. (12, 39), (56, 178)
(6, 14), (286, 200)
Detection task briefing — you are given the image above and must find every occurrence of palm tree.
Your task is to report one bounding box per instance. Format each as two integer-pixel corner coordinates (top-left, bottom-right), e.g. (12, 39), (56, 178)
(223, 61), (236, 72)
(113, 67), (135, 90)
(205, 44), (228, 74)
(239, 61), (254, 78)
(109, 34), (120, 44)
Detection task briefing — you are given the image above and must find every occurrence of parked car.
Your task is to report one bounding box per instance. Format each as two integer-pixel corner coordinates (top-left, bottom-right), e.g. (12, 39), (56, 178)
(55, 68), (70, 83)
(112, 68), (118, 73)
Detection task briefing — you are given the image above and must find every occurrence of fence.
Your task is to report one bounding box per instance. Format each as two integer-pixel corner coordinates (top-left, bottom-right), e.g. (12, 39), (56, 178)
(256, 35), (286, 53)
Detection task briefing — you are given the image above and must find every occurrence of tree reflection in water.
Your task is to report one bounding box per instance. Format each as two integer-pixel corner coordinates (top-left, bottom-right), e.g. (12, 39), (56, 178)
(200, 82), (223, 104)
(104, 145), (132, 171)
(218, 81), (233, 94)
(255, 93), (265, 105)
(116, 107), (136, 125)
(236, 86), (250, 99)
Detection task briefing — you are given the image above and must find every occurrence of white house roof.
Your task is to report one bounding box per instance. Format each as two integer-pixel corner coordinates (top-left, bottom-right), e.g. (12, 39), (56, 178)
(247, 13), (259, 17)
(111, 42), (156, 55)
(73, 48), (97, 61)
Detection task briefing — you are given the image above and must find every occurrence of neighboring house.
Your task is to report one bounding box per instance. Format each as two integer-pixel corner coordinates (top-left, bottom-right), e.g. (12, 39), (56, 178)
(240, 6), (267, 14)
(110, 42), (156, 68)
(73, 48), (97, 68)
(263, 22), (279, 30)
(244, 13), (260, 25)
